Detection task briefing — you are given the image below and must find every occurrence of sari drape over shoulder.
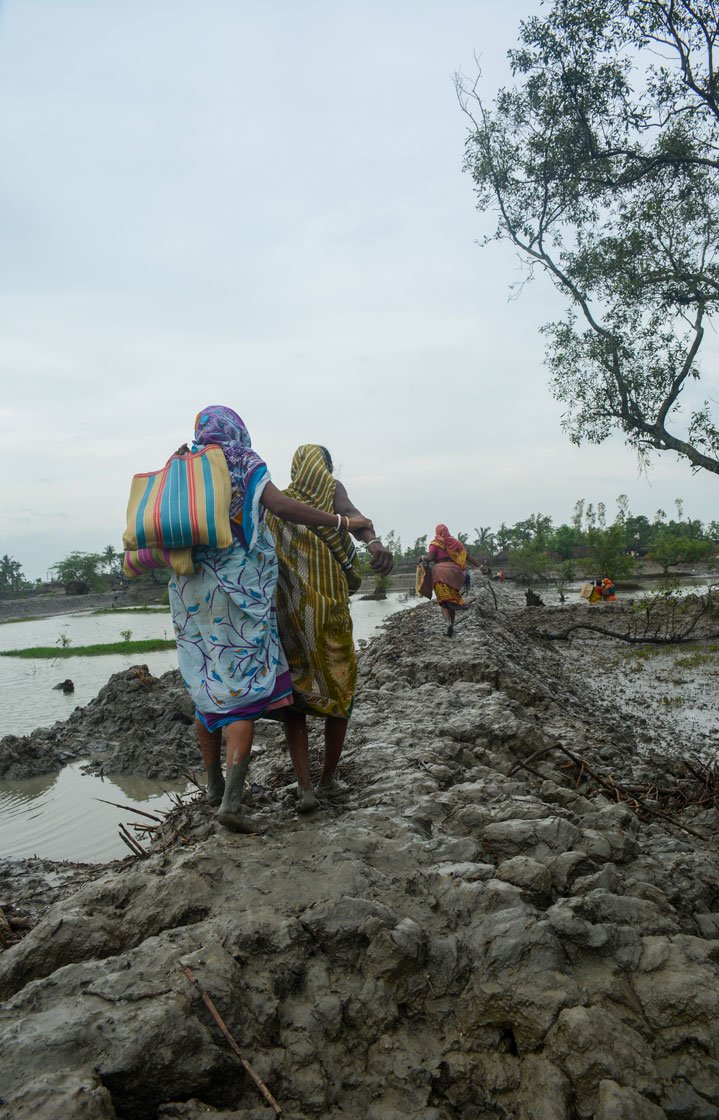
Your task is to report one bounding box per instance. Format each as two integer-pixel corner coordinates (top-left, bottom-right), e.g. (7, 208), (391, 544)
(266, 444), (360, 719)
(428, 523), (469, 610)
(168, 406), (292, 730)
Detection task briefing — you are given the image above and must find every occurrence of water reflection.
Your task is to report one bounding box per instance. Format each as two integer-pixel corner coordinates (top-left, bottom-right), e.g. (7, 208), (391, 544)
(0, 770), (56, 804)
(0, 762), (189, 863)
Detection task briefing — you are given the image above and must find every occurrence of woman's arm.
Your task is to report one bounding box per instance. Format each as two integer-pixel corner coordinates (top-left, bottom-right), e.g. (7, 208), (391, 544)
(261, 480), (372, 534)
(333, 481), (394, 574)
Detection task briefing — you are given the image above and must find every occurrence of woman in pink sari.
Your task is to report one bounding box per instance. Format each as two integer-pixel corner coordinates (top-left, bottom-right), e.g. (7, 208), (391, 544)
(425, 524), (480, 637)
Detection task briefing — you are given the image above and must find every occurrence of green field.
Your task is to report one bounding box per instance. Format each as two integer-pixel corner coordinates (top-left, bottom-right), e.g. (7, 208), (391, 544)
(0, 639), (176, 659)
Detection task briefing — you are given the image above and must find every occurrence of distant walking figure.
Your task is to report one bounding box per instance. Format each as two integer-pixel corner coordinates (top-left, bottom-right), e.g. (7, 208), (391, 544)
(581, 577), (616, 605)
(423, 524), (481, 637)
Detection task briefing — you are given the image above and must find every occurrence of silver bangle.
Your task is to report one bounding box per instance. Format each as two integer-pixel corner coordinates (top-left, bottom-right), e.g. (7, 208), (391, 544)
(366, 538), (381, 547)
(336, 513), (342, 530)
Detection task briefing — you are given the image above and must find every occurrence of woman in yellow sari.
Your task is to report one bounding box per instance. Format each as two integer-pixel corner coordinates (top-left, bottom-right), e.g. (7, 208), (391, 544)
(267, 445), (393, 812)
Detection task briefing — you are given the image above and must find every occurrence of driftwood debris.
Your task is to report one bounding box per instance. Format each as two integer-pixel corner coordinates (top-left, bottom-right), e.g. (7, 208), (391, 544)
(509, 743), (716, 840)
(182, 965), (283, 1117)
(108, 790), (205, 864)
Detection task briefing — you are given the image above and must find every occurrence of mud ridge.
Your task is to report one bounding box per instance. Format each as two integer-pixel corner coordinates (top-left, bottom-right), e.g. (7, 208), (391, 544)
(1, 595), (718, 1119)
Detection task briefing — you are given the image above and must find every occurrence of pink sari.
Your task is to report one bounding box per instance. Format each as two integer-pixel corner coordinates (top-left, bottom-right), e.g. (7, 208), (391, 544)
(428, 525), (468, 607)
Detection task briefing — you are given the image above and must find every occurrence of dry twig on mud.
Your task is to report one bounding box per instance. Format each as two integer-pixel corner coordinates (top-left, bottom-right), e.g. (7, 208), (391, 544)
(181, 965), (284, 1117)
(510, 744), (715, 839)
(116, 790), (205, 862)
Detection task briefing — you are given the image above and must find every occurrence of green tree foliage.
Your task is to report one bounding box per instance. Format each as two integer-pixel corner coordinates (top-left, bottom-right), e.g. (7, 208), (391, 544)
(51, 552), (107, 589)
(102, 544), (121, 573)
(623, 514), (653, 555)
(0, 555), (26, 592)
(402, 535), (428, 562)
(365, 495), (718, 586)
(647, 527), (714, 573)
(547, 524), (582, 560)
(459, 0), (719, 476)
(584, 525), (636, 579)
(506, 539), (550, 583)
(472, 526), (496, 558)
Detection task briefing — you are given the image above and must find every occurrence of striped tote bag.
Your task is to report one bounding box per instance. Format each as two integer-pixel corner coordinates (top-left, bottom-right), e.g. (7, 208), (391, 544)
(123, 445), (233, 552)
(123, 547), (195, 579)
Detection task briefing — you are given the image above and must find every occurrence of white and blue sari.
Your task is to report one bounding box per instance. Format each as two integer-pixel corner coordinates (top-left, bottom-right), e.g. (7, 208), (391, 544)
(168, 406), (292, 731)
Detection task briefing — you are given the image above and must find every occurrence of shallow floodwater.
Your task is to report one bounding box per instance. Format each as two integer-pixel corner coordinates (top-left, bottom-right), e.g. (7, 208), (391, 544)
(0, 595), (413, 740)
(0, 764), (188, 863)
(0, 594), (414, 862)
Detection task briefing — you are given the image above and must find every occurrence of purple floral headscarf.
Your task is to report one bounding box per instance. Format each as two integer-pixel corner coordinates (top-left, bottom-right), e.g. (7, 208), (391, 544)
(193, 405), (269, 547)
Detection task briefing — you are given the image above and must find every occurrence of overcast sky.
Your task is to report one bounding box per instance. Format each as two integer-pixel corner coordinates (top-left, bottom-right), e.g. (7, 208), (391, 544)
(2, 1), (719, 581)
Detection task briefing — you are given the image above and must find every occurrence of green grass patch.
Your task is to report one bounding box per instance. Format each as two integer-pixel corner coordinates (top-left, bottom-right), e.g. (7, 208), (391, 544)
(0, 639), (176, 659)
(674, 647), (719, 669)
(91, 606), (170, 616)
(622, 641), (719, 674)
(621, 646), (663, 663)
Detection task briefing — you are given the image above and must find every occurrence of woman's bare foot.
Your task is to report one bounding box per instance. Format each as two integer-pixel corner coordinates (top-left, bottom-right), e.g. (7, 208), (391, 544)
(316, 778), (347, 801)
(297, 787), (319, 814)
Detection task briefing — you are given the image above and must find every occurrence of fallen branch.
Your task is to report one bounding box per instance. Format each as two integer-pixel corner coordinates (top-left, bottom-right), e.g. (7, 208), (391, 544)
(537, 623), (719, 644)
(182, 965), (283, 1117)
(182, 769), (204, 792)
(508, 743), (557, 777)
(118, 823), (147, 858)
(96, 798), (163, 822)
(538, 588), (719, 645)
(550, 742), (707, 840)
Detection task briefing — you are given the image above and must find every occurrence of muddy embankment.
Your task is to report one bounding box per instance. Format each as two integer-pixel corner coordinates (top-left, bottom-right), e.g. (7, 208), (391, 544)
(1, 593), (718, 1120)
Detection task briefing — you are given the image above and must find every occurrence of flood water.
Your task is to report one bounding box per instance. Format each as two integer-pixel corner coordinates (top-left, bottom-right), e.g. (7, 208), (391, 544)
(0, 594), (414, 862)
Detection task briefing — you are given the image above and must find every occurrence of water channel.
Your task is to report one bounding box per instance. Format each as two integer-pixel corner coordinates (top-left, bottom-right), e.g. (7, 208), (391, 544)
(0, 594), (414, 863)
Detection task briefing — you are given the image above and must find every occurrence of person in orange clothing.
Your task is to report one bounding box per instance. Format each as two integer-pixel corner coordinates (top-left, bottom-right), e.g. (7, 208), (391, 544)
(601, 577), (617, 602)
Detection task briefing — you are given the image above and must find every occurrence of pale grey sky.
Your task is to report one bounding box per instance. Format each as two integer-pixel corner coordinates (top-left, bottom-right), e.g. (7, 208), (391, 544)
(2, 1), (718, 580)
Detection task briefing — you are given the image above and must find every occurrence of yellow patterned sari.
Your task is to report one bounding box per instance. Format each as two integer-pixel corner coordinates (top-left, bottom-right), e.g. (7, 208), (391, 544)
(266, 445), (361, 719)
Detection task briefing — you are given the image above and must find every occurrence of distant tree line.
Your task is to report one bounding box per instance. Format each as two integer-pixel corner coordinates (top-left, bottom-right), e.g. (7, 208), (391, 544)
(371, 496), (718, 583)
(0, 546), (122, 594)
(2, 498), (718, 596)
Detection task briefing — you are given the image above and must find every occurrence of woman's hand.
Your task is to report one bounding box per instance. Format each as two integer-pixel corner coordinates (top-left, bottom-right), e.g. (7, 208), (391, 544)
(367, 541), (394, 574)
(347, 515), (373, 535)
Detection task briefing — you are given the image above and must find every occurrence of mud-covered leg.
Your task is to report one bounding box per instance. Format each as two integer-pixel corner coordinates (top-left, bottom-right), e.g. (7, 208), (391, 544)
(217, 720), (255, 832)
(284, 708), (319, 814)
(195, 719), (225, 806)
(441, 605), (455, 637)
(317, 716), (349, 798)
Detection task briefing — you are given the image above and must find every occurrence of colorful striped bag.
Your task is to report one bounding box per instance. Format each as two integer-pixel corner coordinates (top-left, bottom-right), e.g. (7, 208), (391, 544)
(123, 445), (233, 552)
(123, 547), (195, 579)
